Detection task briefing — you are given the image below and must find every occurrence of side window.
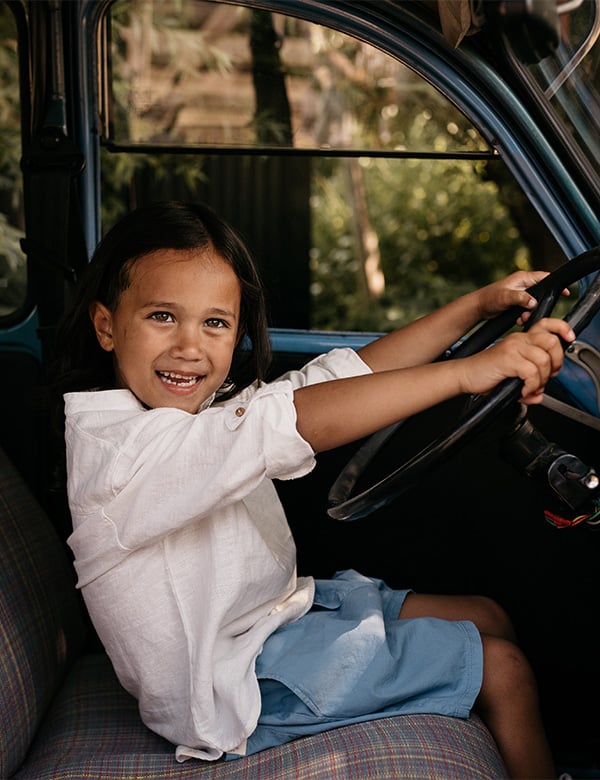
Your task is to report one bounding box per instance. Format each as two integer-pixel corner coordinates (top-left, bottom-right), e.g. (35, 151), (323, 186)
(0, 3), (25, 318)
(108, 3), (485, 154)
(102, 0), (566, 333)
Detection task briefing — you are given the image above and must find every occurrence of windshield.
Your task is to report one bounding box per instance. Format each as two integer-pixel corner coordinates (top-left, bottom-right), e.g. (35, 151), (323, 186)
(526, 0), (600, 176)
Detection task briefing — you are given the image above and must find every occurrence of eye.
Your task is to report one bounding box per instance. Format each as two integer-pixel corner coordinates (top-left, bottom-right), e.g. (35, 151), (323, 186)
(149, 311), (174, 323)
(205, 318), (228, 328)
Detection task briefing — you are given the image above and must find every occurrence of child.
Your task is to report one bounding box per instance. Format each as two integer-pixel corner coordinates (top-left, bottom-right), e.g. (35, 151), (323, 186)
(54, 200), (573, 779)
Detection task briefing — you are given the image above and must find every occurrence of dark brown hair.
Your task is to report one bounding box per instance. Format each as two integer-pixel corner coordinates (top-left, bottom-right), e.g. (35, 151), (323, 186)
(52, 201), (272, 402)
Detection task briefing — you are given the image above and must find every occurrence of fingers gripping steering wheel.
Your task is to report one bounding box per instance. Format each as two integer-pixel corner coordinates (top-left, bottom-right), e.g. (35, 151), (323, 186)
(327, 246), (600, 522)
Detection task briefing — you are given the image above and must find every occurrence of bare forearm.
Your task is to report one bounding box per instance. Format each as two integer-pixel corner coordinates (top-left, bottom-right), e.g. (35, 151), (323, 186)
(294, 315), (574, 453)
(358, 270), (548, 373)
(358, 289), (483, 372)
(294, 361), (464, 453)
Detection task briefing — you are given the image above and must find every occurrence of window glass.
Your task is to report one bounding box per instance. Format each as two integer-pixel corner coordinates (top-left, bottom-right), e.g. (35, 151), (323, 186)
(108, 0), (488, 153)
(0, 3), (25, 317)
(103, 1), (568, 334)
(527, 0), (600, 176)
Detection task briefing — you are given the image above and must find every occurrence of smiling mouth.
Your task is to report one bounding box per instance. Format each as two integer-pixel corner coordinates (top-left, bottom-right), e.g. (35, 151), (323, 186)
(156, 371), (201, 388)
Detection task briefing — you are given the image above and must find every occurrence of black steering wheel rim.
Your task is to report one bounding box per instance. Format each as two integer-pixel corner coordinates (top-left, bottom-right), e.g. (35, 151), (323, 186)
(327, 245), (600, 522)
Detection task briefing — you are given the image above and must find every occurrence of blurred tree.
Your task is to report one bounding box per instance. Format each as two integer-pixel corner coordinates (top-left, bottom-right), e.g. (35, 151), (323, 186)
(0, 4), (25, 315)
(0, 0), (582, 328)
(311, 138), (533, 333)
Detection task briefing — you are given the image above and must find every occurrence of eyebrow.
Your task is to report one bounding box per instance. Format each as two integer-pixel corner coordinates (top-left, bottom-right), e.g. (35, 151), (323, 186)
(141, 301), (177, 309)
(209, 308), (238, 318)
(141, 302), (238, 318)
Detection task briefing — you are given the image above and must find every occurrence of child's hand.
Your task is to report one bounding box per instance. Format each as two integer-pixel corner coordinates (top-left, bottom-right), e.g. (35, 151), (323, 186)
(476, 270), (570, 322)
(458, 317), (575, 404)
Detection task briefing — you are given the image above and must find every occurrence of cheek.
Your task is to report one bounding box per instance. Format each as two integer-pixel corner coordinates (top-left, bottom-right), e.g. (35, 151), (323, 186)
(111, 337), (148, 386)
(112, 359), (129, 390)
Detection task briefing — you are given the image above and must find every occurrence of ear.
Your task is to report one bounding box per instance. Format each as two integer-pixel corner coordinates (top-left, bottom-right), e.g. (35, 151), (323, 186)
(89, 301), (115, 352)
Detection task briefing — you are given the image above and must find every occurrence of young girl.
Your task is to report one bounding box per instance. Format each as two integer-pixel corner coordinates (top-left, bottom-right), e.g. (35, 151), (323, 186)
(54, 200), (573, 779)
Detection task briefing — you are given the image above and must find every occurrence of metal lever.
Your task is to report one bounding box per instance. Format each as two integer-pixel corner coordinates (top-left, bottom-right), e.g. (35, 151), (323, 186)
(501, 409), (599, 511)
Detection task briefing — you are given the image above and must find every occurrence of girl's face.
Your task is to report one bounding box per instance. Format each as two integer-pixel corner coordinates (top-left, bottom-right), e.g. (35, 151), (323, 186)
(90, 248), (242, 413)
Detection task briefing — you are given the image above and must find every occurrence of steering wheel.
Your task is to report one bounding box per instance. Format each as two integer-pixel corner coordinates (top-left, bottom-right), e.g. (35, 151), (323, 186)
(327, 246), (600, 522)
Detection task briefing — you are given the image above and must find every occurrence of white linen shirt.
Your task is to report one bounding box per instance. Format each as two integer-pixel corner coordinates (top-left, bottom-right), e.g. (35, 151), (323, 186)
(64, 348), (370, 762)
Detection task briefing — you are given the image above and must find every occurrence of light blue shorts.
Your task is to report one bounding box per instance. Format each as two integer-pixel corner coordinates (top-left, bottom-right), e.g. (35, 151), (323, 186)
(233, 569), (483, 758)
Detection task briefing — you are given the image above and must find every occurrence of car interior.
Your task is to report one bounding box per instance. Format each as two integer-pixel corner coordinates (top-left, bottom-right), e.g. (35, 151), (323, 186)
(1, 1), (599, 777)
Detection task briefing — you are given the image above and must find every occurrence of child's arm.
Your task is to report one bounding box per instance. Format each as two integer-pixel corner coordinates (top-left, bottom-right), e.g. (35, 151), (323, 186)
(294, 316), (575, 453)
(357, 270), (556, 372)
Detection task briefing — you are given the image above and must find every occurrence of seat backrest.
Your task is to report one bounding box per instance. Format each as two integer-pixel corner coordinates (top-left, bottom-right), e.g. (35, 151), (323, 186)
(0, 445), (85, 778)
(0, 351), (43, 498)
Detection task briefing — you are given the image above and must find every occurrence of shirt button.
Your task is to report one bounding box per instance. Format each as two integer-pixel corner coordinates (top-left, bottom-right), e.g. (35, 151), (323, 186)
(235, 407), (245, 417)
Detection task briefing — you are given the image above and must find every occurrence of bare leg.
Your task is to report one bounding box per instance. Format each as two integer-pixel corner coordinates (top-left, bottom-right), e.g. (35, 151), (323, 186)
(476, 634), (555, 779)
(399, 593), (555, 779)
(399, 592), (517, 640)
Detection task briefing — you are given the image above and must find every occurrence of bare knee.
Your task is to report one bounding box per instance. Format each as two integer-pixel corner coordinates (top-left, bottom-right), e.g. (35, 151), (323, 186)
(475, 635), (554, 779)
(476, 634), (539, 717)
(465, 596), (516, 641)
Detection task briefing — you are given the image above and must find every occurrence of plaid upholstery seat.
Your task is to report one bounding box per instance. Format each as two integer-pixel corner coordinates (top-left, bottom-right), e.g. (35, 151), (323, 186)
(0, 446), (507, 779)
(0, 447), (86, 778)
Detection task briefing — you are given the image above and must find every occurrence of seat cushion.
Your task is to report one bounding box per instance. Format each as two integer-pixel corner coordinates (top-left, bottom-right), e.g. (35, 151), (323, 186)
(15, 653), (507, 779)
(0, 447), (86, 778)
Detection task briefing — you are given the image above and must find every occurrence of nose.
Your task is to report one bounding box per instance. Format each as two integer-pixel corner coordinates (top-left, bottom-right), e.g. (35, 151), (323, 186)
(170, 324), (204, 360)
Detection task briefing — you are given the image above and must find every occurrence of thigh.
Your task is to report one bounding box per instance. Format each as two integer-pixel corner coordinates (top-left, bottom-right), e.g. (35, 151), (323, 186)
(399, 592), (516, 640)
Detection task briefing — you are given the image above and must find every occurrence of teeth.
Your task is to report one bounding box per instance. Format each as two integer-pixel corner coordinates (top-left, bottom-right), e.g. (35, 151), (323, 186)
(157, 371), (199, 388)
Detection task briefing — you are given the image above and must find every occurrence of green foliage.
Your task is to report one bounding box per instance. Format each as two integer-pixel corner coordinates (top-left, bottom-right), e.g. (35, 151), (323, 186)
(0, 0), (563, 332)
(100, 148), (209, 229)
(103, 1), (534, 335)
(0, 4), (25, 316)
(0, 212), (25, 316)
(0, 6), (20, 193)
(311, 151), (530, 332)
